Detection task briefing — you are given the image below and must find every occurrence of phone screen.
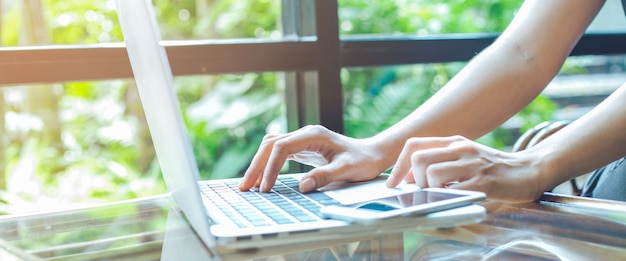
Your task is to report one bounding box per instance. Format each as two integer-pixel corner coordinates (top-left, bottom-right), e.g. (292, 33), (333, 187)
(355, 190), (465, 212)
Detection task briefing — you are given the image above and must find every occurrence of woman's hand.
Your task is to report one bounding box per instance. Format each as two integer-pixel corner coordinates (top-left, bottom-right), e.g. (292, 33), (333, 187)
(386, 135), (547, 203)
(239, 125), (389, 193)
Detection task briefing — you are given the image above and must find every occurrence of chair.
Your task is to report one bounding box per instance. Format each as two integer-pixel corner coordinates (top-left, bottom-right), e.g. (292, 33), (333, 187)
(512, 120), (583, 196)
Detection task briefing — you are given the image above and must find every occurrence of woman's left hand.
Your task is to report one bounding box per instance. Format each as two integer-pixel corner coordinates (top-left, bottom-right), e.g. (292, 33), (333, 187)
(385, 135), (546, 203)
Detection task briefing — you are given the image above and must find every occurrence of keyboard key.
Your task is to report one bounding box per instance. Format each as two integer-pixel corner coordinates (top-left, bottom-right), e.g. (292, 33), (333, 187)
(200, 178), (339, 228)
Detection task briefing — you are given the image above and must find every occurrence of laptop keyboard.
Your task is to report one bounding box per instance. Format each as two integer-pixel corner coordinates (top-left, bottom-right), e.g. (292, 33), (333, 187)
(200, 176), (341, 228)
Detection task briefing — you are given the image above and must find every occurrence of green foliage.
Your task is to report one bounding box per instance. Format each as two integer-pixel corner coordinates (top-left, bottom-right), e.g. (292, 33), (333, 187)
(0, 3), (21, 45)
(338, 0), (521, 35)
(344, 63), (459, 138)
(339, 0), (559, 150)
(152, 0), (280, 40)
(180, 73), (284, 180)
(43, 0), (123, 44)
(1, 0), (560, 216)
(1, 0), (282, 215)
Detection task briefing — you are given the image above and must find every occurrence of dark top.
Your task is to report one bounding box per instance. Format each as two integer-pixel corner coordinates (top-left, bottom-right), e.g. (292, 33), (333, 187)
(579, 1), (626, 201)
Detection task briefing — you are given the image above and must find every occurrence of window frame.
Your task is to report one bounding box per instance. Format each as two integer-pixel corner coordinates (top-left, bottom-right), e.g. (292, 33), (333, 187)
(1, 0), (626, 134)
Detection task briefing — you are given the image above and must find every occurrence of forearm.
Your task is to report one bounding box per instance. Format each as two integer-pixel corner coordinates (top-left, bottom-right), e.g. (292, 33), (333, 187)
(366, 0), (605, 169)
(528, 85), (626, 191)
(368, 46), (548, 169)
(387, 44), (554, 138)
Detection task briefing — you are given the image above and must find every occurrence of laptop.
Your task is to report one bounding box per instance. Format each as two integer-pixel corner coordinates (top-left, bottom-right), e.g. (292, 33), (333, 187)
(116, 0), (486, 252)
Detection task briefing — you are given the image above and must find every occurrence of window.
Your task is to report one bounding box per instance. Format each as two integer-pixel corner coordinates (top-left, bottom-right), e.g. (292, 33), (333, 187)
(338, 0), (521, 36)
(1, 0), (626, 214)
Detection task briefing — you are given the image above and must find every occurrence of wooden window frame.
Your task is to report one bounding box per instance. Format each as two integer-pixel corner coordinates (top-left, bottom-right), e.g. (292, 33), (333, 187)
(1, 0), (626, 135)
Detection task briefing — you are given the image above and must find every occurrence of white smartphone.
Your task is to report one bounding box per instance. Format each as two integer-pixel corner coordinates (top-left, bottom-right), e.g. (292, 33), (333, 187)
(320, 188), (486, 224)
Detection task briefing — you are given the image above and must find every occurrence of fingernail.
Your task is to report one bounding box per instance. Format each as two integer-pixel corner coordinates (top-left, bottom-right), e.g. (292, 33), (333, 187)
(300, 178), (316, 192)
(260, 181), (269, 192)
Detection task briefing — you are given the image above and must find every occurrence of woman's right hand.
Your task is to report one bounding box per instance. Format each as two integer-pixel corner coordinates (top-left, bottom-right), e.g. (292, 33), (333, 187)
(239, 125), (391, 193)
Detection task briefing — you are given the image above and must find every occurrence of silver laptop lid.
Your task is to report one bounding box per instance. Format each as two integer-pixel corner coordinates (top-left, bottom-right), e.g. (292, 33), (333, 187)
(116, 0), (215, 247)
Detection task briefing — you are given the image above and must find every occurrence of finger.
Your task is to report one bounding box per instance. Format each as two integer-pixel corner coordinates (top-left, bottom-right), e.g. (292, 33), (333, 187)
(386, 138), (423, 188)
(240, 134), (280, 191)
(298, 154), (362, 193)
(259, 126), (336, 192)
(288, 150), (329, 167)
(387, 136), (461, 188)
(410, 146), (462, 188)
(423, 159), (479, 188)
(260, 140), (290, 192)
(403, 169), (416, 184)
(386, 154), (409, 188)
(445, 175), (491, 200)
(421, 140), (487, 188)
(241, 126), (326, 191)
(446, 176), (480, 191)
(298, 165), (337, 193)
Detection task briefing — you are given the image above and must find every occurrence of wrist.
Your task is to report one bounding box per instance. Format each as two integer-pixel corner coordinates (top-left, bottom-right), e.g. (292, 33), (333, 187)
(363, 134), (405, 171)
(521, 145), (565, 193)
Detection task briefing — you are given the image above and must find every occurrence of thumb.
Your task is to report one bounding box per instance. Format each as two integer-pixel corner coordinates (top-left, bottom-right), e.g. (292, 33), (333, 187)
(299, 166), (338, 193)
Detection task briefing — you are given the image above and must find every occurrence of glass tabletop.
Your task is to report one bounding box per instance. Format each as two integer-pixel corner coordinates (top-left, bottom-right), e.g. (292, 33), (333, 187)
(0, 193), (625, 260)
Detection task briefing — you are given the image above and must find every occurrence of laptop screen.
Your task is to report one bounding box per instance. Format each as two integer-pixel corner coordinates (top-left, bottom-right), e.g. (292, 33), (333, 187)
(116, 0), (216, 247)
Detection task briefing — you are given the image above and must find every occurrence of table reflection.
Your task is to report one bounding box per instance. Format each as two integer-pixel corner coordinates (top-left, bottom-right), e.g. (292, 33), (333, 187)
(0, 193), (624, 260)
(161, 206), (212, 260)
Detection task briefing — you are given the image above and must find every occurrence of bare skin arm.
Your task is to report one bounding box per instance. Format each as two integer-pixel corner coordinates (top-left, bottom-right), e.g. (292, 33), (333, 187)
(385, 84), (626, 202)
(240, 0), (608, 196)
(524, 84), (626, 196)
(379, 0), (606, 178)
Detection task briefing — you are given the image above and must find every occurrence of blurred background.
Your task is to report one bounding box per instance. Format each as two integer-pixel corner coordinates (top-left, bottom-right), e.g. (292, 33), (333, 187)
(1, 0), (625, 215)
